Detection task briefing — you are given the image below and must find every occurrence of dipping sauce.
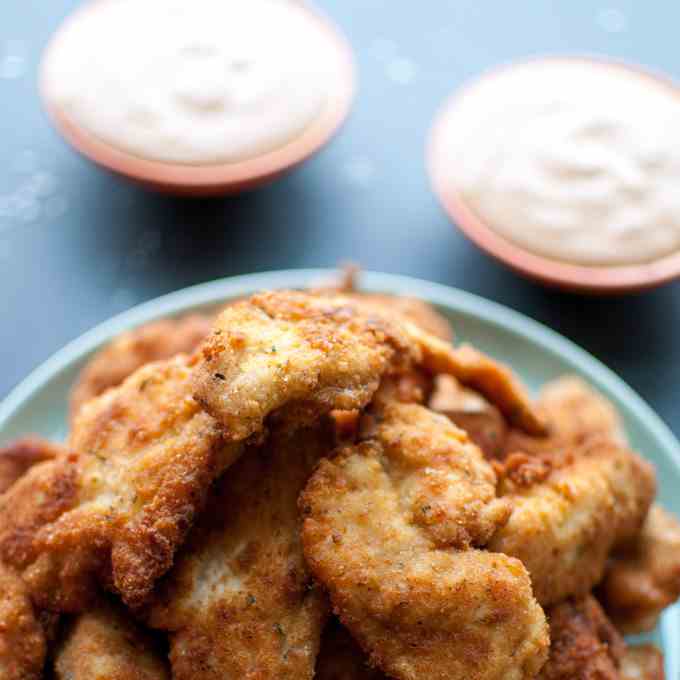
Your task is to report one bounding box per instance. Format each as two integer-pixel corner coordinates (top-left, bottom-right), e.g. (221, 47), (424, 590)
(437, 59), (680, 266)
(42, 0), (339, 165)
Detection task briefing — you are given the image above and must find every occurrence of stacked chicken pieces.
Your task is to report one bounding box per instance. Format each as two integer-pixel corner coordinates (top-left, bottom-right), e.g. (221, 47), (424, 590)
(0, 282), (676, 680)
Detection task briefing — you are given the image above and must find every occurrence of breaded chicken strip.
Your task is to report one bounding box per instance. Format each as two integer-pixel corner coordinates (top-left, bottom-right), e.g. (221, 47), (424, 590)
(620, 645), (665, 680)
(54, 599), (169, 680)
(0, 561), (46, 680)
(489, 440), (656, 606)
(194, 291), (420, 441)
(0, 436), (66, 680)
(149, 424), (332, 680)
(0, 450), (78, 589)
(537, 595), (624, 680)
(315, 619), (383, 680)
(0, 437), (60, 494)
(0, 356), (233, 611)
(505, 376), (625, 457)
(428, 375), (507, 459)
(69, 314), (212, 423)
(195, 291), (544, 440)
(600, 505), (680, 633)
(301, 402), (548, 680)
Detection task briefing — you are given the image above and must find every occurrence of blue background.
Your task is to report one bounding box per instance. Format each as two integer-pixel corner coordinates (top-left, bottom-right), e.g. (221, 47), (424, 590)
(1, 1), (679, 436)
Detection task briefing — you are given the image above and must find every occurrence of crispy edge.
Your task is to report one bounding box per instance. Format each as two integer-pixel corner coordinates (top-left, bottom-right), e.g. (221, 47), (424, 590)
(504, 375), (625, 458)
(428, 374), (508, 459)
(537, 595), (624, 680)
(599, 505), (680, 633)
(490, 439), (656, 606)
(0, 437), (60, 495)
(54, 599), (169, 680)
(0, 561), (46, 680)
(0, 440), (71, 679)
(69, 314), (212, 424)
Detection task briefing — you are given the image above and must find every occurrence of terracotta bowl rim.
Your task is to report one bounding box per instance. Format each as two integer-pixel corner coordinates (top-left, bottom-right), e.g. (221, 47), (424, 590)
(427, 54), (680, 293)
(40, 0), (356, 194)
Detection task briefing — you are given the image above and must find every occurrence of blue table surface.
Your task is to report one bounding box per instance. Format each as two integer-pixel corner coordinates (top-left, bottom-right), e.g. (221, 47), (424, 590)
(1, 1), (679, 437)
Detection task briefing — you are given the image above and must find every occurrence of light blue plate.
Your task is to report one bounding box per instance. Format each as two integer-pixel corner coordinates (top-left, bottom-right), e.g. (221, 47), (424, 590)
(0, 269), (677, 675)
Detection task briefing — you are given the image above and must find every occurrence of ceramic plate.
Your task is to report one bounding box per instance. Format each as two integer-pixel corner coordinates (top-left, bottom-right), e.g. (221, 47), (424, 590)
(0, 269), (677, 673)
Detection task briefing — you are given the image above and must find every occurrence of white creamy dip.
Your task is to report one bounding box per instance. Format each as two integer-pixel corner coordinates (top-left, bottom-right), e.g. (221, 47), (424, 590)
(42, 0), (338, 165)
(439, 60), (680, 266)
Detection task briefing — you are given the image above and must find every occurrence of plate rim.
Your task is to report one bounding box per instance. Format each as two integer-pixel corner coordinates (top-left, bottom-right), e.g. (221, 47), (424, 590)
(2, 269), (679, 468)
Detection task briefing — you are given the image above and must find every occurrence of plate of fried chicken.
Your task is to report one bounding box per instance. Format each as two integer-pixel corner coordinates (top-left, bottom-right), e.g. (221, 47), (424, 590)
(0, 269), (678, 680)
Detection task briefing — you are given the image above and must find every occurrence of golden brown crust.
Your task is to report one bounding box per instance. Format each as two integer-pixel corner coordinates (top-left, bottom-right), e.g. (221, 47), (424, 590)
(408, 332), (545, 436)
(69, 314), (212, 423)
(504, 376), (625, 457)
(0, 444), (74, 676)
(600, 505), (680, 633)
(194, 291), (420, 441)
(149, 425), (332, 680)
(195, 291), (542, 441)
(54, 599), (169, 680)
(620, 645), (665, 680)
(428, 375), (508, 459)
(0, 357), (238, 612)
(490, 439), (656, 606)
(0, 454), (79, 580)
(0, 437), (61, 495)
(301, 402), (548, 680)
(315, 619), (384, 680)
(537, 595), (624, 680)
(315, 602), (667, 680)
(0, 561), (46, 680)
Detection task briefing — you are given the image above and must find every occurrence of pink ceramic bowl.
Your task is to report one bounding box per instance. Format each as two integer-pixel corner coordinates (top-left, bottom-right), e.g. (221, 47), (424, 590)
(40, 2), (355, 197)
(427, 56), (680, 294)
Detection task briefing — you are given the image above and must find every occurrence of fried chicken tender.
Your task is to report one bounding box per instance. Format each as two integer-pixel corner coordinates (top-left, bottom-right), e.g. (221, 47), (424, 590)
(0, 561), (46, 680)
(149, 425), (332, 680)
(301, 402), (549, 680)
(489, 440), (656, 606)
(0, 437), (60, 494)
(195, 291), (544, 441)
(537, 595), (625, 680)
(428, 375), (507, 459)
(54, 599), (169, 680)
(315, 619), (383, 680)
(0, 356), (238, 611)
(315, 602), (666, 680)
(505, 376), (625, 457)
(0, 440), (69, 678)
(599, 505), (680, 633)
(69, 314), (212, 423)
(620, 645), (665, 680)
(194, 291), (421, 442)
